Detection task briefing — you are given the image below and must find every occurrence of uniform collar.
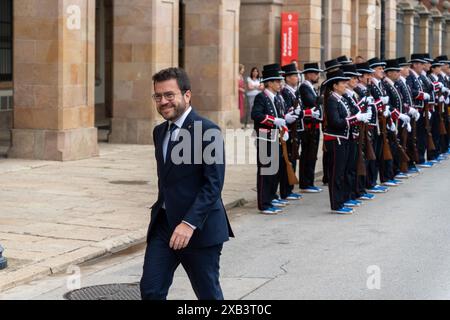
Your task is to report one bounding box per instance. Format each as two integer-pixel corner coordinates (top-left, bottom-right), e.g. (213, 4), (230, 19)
(409, 69), (420, 79)
(264, 89), (276, 102)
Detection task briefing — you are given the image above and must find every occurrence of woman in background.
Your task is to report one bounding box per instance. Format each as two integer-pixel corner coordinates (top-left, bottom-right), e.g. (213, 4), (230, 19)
(238, 64), (246, 125)
(245, 67), (263, 128)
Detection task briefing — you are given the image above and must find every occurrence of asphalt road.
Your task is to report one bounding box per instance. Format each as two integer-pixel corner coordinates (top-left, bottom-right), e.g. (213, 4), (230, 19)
(1, 159), (450, 300)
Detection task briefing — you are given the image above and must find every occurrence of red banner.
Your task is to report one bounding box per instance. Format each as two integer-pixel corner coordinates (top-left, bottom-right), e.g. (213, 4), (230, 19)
(281, 12), (299, 67)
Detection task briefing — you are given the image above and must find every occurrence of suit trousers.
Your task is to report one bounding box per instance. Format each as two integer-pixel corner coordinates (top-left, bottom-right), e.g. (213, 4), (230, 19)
(140, 211), (224, 300)
(346, 139), (360, 200)
(429, 110), (441, 160)
(256, 139), (280, 210)
(325, 139), (350, 210)
(299, 128), (320, 189)
(279, 139), (296, 199)
(366, 132), (380, 188)
(416, 114), (428, 164)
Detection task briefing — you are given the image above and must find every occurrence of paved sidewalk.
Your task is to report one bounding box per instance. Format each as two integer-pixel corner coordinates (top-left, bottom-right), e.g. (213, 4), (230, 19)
(0, 143), (258, 292)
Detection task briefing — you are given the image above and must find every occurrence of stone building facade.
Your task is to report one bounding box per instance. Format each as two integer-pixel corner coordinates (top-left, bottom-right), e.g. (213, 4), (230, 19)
(0, 0), (449, 161)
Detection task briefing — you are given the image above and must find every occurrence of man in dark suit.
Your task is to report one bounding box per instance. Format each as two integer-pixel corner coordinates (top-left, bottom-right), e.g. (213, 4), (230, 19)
(140, 68), (234, 300)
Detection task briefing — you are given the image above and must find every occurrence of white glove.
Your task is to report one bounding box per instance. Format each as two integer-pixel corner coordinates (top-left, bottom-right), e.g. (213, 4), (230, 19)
(285, 112), (299, 124)
(294, 106), (301, 116)
(355, 112), (370, 123)
(282, 128), (290, 141)
(311, 109), (321, 120)
(273, 118), (286, 128)
(387, 122), (397, 132)
(360, 96), (375, 105)
(399, 114), (411, 124)
(446, 97), (450, 105)
(439, 95), (446, 103)
(404, 122), (412, 133)
(383, 106), (391, 118)
(408, 107), (418, 119)
(414, 111), (420, 121)
(424, 93), (431, 101)
(381, 96), (390, 105)
(442, 87), (450, 94)
(428, 111), (432, 120)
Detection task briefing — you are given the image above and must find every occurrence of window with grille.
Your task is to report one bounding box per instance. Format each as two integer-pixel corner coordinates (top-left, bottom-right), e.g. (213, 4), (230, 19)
(0, 0), (13, 82)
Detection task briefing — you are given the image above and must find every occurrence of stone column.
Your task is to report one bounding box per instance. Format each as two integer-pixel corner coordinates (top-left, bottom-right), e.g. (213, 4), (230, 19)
(9, 0), (98, 161)
(184, 0), (240, 129)
(403, 8), (416, 59)
(350, 0), (360, 58)
(240, 0), (283, 73)
(331, 0), (352, 58)
(384, 0), (397, 59)
(446, 17), (450, 55)
(431, 13), (443, 58)
(358, 0), (377, 60)
(109, 0), (179, 144)
(284, 0), (322, 66)
(418, 11), (431, 53)
(321, 0), (332, 62)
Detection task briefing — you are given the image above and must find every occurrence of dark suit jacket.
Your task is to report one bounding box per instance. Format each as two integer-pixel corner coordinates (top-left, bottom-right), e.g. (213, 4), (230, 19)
(148, 109), (234, 248)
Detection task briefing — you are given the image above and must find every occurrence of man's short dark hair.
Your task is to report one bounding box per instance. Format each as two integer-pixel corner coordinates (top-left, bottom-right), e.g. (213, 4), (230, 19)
(152, 67), (191, 91)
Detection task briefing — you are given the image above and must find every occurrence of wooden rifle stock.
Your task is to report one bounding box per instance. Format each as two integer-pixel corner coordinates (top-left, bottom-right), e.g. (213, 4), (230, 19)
(398, 124), (410, 173)
(356, 124), (366, 176)
(379, 113), (393, 161)
(290, 99), (301, 160)
(280, 129), (299, 186)
(437, 93), (448, 136)
(424, 102), (436, 152)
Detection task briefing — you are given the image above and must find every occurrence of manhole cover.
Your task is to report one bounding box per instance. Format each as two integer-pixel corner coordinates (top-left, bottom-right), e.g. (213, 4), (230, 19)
(109, 180), (149, 186)
(64, 283), (141, 300)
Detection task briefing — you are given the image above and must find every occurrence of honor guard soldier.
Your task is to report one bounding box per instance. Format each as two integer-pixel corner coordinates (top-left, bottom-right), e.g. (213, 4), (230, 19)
(367, 57), (392, 191)
(251, 64), (291, 215)
(383, 59), (411, 182)
(436, 55), (450, 154)
(396, 57), (421, 175)
(321, 59), (345, 185)
(341, 64), (373, 205)
(298, 62), (324, 193)
(406, 54), (434, 168)
(428, 58), (449, 162)
(419, 54), (439, 164)
(322, 70), (369, 214)
(280, 62), (304, 201)
(355, 62), (382, 195)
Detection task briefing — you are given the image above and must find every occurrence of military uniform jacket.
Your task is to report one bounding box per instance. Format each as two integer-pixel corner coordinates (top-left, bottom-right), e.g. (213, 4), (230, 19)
(420, 73), (436, 106)
(251, 90), (284, 142)
(281, 85), (305, 132)
(299, 81), (322, 129)
(343, 90), (362, 138)
(355, 83), (377, 126)
(395, 78), (414, 112)
(323, 92), (353, 140)
(383, 78), (403, 120)
(406, 70), (425, 108)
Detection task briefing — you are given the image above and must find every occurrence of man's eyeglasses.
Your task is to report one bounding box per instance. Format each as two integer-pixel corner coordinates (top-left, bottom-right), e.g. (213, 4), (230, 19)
(152, 90), (187, 103)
